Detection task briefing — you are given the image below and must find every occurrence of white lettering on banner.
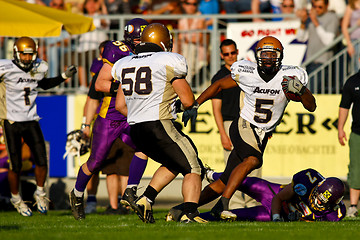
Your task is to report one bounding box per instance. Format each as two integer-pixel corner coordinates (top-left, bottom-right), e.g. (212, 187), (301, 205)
(227, 20), (307, 66)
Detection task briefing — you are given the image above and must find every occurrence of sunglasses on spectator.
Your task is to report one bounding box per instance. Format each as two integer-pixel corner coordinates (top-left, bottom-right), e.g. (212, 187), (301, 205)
(282, 4), (294, 8)
(183, 1), (198, 6)
(312, 4), (324, 9)
(222, 51), (237, 57)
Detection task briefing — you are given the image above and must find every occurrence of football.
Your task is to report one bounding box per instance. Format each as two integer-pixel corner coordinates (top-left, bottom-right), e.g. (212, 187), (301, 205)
(284, 91), (302, 102)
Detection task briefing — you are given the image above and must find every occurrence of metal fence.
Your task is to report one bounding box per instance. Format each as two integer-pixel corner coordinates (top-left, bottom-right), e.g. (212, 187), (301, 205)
(0, 13), (356, 94)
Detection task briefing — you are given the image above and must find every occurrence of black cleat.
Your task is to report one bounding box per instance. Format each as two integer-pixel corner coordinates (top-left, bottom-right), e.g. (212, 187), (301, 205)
(133, 195), (155, 223)
(120, 186), (138, 211)
(210, 198), (225, 219)
(69, 189), (85, 220)
(165, 203), (184, 222)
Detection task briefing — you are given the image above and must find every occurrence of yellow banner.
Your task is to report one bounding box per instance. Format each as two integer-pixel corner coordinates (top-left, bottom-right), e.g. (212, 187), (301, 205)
(146, 95), (351, 179)
(71, 94), (350, 179)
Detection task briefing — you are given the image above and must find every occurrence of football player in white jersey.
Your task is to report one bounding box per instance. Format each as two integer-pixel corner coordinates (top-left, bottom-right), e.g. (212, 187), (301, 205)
(113, 23), (207, 223)
(180, 36), (317, 221)
(0, 36), (76, 216)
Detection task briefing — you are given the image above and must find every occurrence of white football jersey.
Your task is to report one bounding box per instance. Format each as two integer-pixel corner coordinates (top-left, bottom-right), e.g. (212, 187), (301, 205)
(231, 60), (308, 132)
(112, 51), (188, 125)
(0, 59), (48, 122)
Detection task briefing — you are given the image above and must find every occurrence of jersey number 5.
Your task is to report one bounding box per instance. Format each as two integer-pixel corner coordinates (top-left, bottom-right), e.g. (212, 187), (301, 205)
(254, 99), (273, 123)
(121, 67), (152, 95)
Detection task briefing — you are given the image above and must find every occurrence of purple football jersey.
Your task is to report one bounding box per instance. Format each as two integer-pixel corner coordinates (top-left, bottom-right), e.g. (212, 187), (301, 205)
(90, 58), (103, 75)
(290, 168), (346, 221)
(102, 40), (132, 65)
(98, 40), (132, 121)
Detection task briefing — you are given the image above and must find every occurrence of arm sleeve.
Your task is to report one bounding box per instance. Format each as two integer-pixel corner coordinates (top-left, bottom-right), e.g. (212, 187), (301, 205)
(296, 28), (308, 42)
(88, 73), (103, 100)
(339, 79), (353, 109)
(315, 25), (336, 46)
(37, 75), (66, 90)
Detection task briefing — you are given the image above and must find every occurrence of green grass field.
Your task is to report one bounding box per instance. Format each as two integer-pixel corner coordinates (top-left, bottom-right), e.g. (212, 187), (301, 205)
(1, 209), (360, 240)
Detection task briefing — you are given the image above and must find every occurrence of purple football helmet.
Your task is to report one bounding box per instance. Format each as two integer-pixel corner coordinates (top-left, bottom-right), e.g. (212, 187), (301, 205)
(309, 177), (345, 212)
(124, 18), (149, 51)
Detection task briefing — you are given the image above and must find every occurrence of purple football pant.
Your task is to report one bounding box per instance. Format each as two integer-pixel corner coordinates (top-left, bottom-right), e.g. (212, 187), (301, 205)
(86, 116), (136, 173)
(200, 177), (282, 221)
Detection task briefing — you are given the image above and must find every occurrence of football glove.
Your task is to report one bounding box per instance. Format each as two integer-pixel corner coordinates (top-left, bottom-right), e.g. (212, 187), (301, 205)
(182, 101), (199, 127)
(174, 99), (184, 113)
(282, 75), (306, 96)
(61, 65), (77, 79)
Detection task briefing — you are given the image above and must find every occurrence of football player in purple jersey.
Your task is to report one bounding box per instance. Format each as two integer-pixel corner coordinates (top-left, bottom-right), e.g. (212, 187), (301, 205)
(167, 168), (346, 222)
(69, 18), (149, 221)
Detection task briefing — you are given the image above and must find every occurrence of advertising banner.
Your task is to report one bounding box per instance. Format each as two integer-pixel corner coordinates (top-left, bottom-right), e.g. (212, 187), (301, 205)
(227, 20), (307, 66)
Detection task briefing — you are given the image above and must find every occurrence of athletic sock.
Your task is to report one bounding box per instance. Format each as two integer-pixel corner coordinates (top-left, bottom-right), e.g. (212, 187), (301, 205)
(128, 155), (147, 185)
(75, 167), (92, 194)
(143, 185), (158, 204)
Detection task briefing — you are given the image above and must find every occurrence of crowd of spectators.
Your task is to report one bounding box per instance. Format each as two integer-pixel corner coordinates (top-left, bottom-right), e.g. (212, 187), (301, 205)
(21, 0), (357, 95)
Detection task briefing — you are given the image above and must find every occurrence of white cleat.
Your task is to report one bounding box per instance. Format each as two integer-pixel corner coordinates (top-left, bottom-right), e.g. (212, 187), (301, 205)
(11, 198), (32, 217)
(346, 206), (358, 218)
(33, 192), (49, 214)
(220, 210), (237, 222)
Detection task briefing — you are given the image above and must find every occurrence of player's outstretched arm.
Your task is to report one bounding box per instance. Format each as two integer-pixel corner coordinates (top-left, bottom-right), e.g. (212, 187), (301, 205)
(196, 75), (237, 105)
(271, 184), (294, 221)
(38, 65), (77, 90)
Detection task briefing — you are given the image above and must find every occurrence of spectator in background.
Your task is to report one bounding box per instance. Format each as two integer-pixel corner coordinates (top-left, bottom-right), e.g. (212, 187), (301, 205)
(220, 0), (253, 22)
(46, 0), (71, 78)
(294, 0), (346, 15)
(251, 0), (278, 22)
(178, 0), (208, 88)
(341, 0), (360, 70)
(102, 0), (131, 37)
(198, 0), (220, 29)
(296, 0), (339, 93)
(279, 0), (296, 20)
(338, 71), (360, 218)
(77, 0), (109, 93)
(210, 39), (261, 210)
(143, 0), (182, 30)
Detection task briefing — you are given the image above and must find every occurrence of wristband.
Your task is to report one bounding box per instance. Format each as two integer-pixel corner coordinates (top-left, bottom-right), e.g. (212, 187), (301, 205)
(61, 72), (68, 80)
(299, 86), (306, 96)
(81, 123), (90, 129)
(110, 81), (120, 95)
